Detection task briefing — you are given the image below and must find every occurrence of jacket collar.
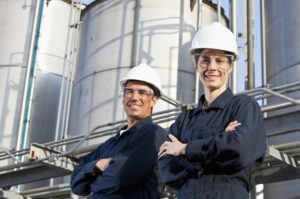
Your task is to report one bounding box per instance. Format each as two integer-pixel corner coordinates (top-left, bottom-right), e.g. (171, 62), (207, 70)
(128, 116), (153, 131)
(194, 88), (234, 114)
(119, 116), (153, 133)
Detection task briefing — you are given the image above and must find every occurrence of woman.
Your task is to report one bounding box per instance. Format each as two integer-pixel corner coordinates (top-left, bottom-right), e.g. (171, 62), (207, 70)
(158, 22), (266, 199)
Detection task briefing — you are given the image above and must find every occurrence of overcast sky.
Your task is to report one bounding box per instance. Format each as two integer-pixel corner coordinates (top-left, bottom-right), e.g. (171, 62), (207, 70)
(82, 0), (94, 4)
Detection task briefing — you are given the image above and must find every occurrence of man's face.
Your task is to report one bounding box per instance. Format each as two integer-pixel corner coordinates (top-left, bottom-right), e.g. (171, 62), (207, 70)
(194, 49), (233, 91)
(122, 81), (158, 120)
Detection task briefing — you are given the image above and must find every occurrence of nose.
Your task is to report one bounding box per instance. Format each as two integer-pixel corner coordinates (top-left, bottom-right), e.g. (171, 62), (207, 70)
(132, 91), (140, 98)
(207, 59), (218, 70)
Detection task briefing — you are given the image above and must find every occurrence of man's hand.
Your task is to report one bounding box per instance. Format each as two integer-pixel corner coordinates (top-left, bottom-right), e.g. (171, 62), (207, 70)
(95, 158), (112, 172)
(225, 120), (241, 132)
(158, 134), (187, 158)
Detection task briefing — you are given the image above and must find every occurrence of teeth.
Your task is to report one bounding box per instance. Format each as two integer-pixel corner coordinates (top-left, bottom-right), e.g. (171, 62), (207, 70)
(206, 75), (220, 77)
(129, 104), (139, 107)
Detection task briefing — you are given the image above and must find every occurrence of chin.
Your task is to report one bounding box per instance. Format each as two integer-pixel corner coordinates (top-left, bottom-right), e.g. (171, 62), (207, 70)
(128, 112), (140, 117)
(205, 83), (219, 88)
(207, 85), (221, 91)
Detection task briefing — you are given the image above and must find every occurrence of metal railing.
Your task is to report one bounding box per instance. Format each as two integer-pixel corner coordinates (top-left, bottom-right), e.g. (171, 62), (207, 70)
(0, 83), (300, 198)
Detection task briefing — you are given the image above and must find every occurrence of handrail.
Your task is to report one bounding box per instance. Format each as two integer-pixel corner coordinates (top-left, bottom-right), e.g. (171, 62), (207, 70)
(1, 84), (300, 171)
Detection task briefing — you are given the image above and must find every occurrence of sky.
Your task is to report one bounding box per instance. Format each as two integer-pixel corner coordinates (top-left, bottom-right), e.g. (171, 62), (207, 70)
(82, 0), (94, 5)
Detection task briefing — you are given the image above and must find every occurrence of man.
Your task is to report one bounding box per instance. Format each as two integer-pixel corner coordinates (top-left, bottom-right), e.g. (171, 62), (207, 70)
(71, 63), (168, 198)
(158, 22), (267, 199)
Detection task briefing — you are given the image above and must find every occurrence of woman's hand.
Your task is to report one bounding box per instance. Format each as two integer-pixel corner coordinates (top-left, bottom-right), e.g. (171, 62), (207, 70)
(225, 120), (241, 132)
(158, 121), (240, 159)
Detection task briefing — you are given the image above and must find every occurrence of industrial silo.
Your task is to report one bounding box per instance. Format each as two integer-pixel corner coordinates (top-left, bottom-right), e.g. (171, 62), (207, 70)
(0, 0), (33, 158)
(263, 0), (300, 198)
(68, 0), (228, 145)
(0, 0), (81, 169)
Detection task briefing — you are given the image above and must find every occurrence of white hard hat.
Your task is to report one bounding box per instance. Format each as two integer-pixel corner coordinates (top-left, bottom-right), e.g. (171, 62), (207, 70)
(120, 63), (162, 97)
(189, 22), (238, 60)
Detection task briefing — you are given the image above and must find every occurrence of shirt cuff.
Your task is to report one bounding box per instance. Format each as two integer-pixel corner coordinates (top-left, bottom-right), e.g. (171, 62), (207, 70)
(185, 140), (206, 161)
(84, 160), (101, 178)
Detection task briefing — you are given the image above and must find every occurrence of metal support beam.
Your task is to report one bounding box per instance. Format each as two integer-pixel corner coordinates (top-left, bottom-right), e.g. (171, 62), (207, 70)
(254, 145), (300, 184)
(0, 164), (71, 188)
(255, 164), (300, 184)
(0, 189), (24, 199)
(0, 143), (78, 188)
(267, 146), (300, 168)
(28, 143), (78, 171)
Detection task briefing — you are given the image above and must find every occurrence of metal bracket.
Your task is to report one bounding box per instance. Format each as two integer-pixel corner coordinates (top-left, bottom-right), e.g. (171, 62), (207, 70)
(28, 143), (78, 172)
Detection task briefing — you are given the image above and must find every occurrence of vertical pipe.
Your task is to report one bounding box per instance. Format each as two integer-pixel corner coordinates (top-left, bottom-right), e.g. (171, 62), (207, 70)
(247, 0), (254, 89)
(230, 0), (238, 93)
(217, 0), (221, 22)
(51, 0), (81, 186)
(61, 1), (77, 141)
(260, 0), (267, 119)
(17, 0), (44, 152)
(197, 0), (202, 29)
(63, 1), (82, 139)
(54, 0), (75, 142)
(130, 0), (141, 67)
(194, 0), (202, 102)
(260, 0), (266, 88)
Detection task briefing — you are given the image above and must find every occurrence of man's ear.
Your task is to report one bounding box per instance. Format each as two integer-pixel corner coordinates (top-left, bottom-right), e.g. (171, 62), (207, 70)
(151, 96), (158, 107)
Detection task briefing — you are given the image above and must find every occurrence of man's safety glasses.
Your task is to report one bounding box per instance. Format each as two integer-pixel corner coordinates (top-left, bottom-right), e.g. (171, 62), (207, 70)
(123, 87), (154, 98)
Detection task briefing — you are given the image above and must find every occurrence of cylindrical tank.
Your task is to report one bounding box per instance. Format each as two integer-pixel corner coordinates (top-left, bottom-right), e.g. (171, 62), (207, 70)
(0, 0), (33, 155)
(264, 0), (300, 198)
(68, 0), (228, 145)
(0, 0), (80, 161)
(28, 0), (81, 145)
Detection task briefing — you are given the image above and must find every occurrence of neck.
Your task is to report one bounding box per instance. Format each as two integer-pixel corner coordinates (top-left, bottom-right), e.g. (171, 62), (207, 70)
(127, 115), (150, 129)
(127, 119), (138, 129)
(204, 86), (227, 105)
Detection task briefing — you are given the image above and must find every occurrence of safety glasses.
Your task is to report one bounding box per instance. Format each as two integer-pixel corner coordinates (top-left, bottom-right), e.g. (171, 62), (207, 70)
(123, 87), (154, 98)
(192, 54), (233, 69)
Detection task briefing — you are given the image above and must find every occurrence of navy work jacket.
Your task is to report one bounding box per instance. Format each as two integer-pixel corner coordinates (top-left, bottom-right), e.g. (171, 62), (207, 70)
(158, 88), (267, 199)
(71, 117), (168, 199)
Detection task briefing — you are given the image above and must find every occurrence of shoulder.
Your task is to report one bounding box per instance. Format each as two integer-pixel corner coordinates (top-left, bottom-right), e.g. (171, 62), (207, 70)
(233, 93), (257, 104)
(141, 122), (166, 134)
(135, 123), (168, 144)
(177, 104), (196, 120)
(232, 94), (261, 110)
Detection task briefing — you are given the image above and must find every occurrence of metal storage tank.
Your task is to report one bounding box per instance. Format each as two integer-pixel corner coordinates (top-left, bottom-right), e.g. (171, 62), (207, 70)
(0, 0), (33, 157)
(0, 0), (81, 165)
(68, 0), (228, 145)
(263, 0), (300, 198)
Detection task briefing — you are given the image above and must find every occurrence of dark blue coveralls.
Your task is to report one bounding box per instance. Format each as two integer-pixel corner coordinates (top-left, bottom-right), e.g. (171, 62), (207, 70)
(158, 88), (267, 199)
(71, 117), (168, 199)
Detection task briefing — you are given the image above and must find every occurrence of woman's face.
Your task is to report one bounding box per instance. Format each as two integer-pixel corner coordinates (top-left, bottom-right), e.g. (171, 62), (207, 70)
(195, 49), (233, 92)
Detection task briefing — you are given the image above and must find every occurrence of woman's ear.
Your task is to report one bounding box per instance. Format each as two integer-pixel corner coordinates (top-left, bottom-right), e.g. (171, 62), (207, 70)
(228, 63), (234, 73)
